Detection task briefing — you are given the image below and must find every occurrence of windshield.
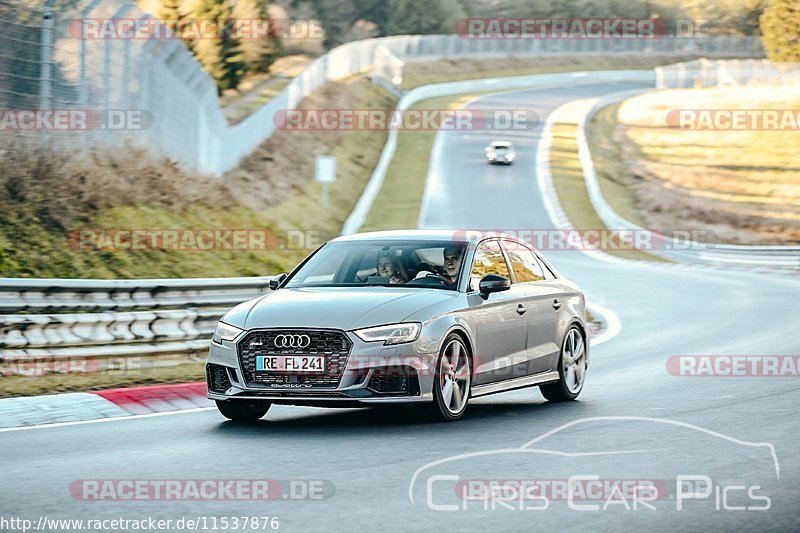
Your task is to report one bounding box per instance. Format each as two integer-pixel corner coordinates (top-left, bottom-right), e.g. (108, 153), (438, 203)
(285, 240), (467, 290)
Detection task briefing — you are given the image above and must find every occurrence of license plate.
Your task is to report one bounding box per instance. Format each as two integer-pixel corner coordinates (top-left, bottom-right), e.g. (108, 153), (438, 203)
(256, 355), (325, 373)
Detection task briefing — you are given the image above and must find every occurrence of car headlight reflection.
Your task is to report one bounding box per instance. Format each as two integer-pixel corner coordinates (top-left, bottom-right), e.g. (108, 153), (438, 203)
(353, 322), (421, 345)
(212, 321), (244, 344)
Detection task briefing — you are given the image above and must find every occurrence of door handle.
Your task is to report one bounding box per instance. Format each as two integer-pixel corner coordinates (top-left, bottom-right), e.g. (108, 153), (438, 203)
(552, 299), (562, 310)
(516, 304), (527, 315)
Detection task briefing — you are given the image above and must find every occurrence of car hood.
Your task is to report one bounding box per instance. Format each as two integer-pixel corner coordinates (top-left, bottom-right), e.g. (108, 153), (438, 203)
(223, 287), (458, 331)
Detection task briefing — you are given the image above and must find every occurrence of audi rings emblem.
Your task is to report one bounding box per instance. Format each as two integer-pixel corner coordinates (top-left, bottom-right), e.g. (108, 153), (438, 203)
(274, 334), (311, 348)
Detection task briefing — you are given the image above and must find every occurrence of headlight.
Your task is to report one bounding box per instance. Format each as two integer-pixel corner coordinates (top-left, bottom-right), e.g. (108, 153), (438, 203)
(353, 322), (421, 345)
(212, 321), (244, 344)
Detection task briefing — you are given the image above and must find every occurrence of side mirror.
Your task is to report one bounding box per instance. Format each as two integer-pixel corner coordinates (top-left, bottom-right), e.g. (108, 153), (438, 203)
(269, 273), (287, 290)
(479, 274), (510, 297)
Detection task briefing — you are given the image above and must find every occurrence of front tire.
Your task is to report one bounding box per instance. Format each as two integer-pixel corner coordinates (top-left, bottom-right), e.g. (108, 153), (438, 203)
(540, 325), (587, 402)
(423, 334), (471, 422)
(215, 400), (271, 422)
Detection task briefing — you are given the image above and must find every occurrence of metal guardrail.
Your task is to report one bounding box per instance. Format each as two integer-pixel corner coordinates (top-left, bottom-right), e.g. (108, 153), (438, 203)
(0, 276), (274, 312)
(0, 277), (273, 364)
(576, 89), (800, 270)
(655, 58), (800, 89)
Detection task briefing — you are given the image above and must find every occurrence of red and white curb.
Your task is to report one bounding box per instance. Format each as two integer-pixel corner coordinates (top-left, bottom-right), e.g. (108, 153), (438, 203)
(0, 382), (210, 430)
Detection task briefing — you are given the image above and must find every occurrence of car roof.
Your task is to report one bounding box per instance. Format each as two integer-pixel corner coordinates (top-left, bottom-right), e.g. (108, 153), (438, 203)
(490, 141), (513, 146)
(332, 229), (526, 245)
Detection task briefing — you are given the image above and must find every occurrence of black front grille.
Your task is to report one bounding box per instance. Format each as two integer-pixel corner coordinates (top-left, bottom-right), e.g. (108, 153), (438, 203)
(238, 329), (352, 389)
(207, 363), (232, 393)
(368, 367), (420, 396)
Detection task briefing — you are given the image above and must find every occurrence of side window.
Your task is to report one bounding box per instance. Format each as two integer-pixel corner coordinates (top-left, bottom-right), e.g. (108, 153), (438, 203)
(504, 243), (544, 283)
(470, 240), (510, 291)
(534, 254), (557, 280)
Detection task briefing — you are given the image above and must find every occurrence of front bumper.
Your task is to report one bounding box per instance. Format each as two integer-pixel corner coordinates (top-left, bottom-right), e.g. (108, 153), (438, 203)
(207, 329), (437, 404)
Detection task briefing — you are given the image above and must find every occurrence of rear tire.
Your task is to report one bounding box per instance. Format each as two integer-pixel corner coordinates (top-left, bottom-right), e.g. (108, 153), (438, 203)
(215, 400), (271, 422)
(422, 334), (471, 422)
(541, 325), (587, 402)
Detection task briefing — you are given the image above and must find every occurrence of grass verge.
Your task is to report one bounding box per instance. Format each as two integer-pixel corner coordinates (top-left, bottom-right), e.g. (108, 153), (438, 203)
(585, 103), (649, 227)
(0, 77), (396, 278)
(1, 363), (206, 399)
(589, 86), (800, 244)
(543, 100), (668, 262)
(400, 55), (700, 89)
(361, 94), (483, 230)
(363, 55), (703, 233)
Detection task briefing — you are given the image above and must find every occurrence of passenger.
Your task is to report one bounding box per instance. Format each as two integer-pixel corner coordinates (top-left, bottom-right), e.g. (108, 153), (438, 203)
(377, 254), (407, 284)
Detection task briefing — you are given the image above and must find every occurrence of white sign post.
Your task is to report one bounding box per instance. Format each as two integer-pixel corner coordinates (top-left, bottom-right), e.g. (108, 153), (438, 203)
(315, 155), (337, 209)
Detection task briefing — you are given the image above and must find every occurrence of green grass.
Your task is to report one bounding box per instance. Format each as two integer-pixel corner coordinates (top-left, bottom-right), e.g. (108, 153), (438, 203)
(361, 93), (486, 231)
(226, 77), (294, 124)
(363, 55), (703, 234)
(0, 80), (396, 278)
(360, 91), (668, 261)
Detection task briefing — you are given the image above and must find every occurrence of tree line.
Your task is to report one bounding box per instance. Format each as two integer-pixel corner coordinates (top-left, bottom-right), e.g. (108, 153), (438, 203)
(159, 0), (282, 94)
(154, 0), (797, 92)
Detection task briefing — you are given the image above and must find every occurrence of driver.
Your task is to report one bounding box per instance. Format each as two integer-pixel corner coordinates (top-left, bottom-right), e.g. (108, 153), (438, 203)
(414, 244), (464, 284)
(441, 245), (463, 282)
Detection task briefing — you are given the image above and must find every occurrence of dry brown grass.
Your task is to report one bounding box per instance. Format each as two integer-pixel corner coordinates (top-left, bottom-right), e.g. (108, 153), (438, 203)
(400, 55), (701, 89)
(595, 86), (800, 244)
(0, 362), (206, 399)
(0, 77), (395, 278)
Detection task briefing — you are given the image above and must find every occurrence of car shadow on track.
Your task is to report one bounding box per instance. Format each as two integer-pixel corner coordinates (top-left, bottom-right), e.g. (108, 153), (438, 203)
(210, 398), (590, 436)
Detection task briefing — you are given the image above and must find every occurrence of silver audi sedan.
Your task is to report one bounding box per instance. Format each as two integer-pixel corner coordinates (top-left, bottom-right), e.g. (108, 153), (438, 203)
(207, 230), (588, 422)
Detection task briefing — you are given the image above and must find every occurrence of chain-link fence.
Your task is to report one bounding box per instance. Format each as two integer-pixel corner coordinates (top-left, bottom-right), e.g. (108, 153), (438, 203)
(0, 0), (766, 176)
(1, 0), (221, 170)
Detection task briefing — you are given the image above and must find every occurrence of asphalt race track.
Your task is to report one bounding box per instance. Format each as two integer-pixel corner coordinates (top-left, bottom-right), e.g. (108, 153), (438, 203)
(2, 81), (799, 532)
